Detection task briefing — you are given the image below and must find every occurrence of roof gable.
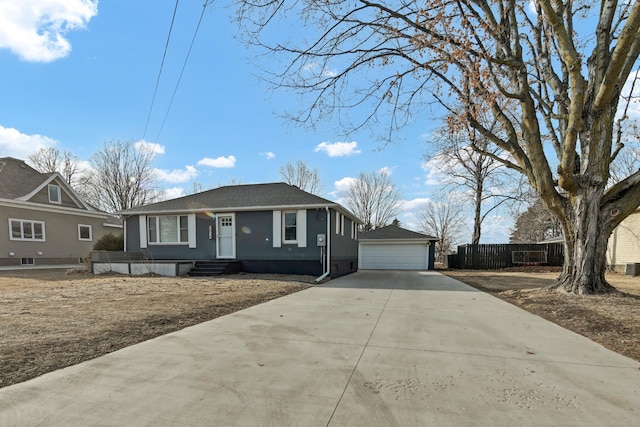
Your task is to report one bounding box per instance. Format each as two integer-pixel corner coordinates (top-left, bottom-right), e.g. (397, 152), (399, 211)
(120, 182), (361, 221)
(0, 157), (94, 211)
(359, 224), (438, 240)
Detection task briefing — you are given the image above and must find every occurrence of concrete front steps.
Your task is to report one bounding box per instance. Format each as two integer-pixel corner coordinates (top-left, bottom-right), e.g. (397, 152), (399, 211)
(187, 260), (242, 277)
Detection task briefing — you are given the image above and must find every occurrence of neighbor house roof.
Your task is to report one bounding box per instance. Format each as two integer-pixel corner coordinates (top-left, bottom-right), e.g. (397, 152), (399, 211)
(119, 182), (362, 222)
(0, 157), (54, 199)
(0, 157), (113, 219)
(359, 225), (438, 241)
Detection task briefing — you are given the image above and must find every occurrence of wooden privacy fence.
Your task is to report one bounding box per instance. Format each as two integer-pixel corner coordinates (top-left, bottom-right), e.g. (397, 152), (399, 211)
(447, 243), (564, 270)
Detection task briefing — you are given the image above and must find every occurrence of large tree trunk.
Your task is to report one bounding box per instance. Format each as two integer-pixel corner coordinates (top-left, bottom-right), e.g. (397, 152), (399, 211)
(551, 187), (617, 295)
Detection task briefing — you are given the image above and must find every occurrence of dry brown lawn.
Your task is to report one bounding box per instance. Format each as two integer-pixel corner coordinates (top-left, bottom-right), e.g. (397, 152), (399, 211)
(0, 269), (309, 389)
(2, 266), (639, 390)
(440, 266), (640, 363)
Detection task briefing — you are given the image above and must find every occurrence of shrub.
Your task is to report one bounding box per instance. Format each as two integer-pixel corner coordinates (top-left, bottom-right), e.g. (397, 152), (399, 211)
(93, 233), (124, 251)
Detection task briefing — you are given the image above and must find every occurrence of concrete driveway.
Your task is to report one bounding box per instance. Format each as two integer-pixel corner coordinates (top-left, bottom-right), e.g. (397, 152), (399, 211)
(0, 271), (638, 426)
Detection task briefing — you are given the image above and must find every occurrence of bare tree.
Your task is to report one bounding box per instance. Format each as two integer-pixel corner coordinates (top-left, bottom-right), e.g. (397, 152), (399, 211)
(510, 198), (562, 243)
(420, 194), (467, 263)
(344, 170), (401, 231)
(236, 0), (640, 294)
(279, 160), (323, 194)
(83, 140), (160, 212)
(28, 147), (81, 186)
(609, 139), (640, 186)
(426, 125), (526, 244)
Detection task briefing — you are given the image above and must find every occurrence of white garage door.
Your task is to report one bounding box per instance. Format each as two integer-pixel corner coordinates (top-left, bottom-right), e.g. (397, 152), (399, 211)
(359, 243), (428, 270)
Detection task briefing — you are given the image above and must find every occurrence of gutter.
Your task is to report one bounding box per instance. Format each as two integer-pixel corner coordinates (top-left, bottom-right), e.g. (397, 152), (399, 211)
(315, 206), (331, 283)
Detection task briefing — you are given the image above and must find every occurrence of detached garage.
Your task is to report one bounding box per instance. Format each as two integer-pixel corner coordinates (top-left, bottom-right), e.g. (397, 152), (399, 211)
(358, 225), (438, 270)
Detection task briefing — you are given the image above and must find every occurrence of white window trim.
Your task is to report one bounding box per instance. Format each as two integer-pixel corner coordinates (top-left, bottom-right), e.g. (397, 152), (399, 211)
(282, 210), (298, 244)
(48, 184), (62, 204)
(8, 218), (46, 241)
(296, 209), (307, 248)
(78, 224), (93, 241)
(272, 210), (282, 248)
(147, 215), (189, 245)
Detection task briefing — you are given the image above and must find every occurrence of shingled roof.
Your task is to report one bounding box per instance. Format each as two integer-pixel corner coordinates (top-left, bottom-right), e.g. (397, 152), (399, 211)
(0, 157), (54, 199)
(120, 182), (360, 221)
(359, 224), (437, 241)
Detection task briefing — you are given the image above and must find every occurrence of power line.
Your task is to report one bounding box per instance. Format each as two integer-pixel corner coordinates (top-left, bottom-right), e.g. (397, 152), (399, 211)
(142, 0), (180, 141)
(155, 2), (207, 143)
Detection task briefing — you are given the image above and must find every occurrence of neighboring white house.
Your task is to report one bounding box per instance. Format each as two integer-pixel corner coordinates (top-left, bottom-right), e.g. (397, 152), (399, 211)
(607, 208), (640, 274)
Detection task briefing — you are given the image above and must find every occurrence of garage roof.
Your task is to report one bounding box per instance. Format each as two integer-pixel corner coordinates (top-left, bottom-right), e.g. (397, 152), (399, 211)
(359, 225), (438, 241)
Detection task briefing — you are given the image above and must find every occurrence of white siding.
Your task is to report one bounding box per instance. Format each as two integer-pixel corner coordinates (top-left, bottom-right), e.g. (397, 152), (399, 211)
(608, 210), (640, 264)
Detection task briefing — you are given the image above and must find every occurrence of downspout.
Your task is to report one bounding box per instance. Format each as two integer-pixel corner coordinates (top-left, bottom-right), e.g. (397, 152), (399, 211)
(315, 206), (332, 283)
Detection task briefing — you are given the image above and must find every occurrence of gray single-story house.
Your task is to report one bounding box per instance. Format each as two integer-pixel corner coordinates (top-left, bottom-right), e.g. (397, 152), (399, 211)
(118, 183), (361, 279)
(0, 157), (122, 267)
(358, 225), (438, 270)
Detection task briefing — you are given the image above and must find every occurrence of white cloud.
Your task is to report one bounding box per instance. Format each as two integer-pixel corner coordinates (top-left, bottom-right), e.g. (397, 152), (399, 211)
(314, 141), (361, 157)
(134, 140), (165, 155)
(332, 176), (358, 194)
(154, 165), (198, 184)
(399, 197), (431, 212)
(197, 155), (236, 168)
(302, 62), (338, 78)
(421, 158), (448, 185)
(379, 166), (393, 176)
(476, 215), (513, 244)
(260, 151), (276, 160)
(0, 125), (58, 158)
(0, 0), (98, 62)
(159, 187), (186, 201)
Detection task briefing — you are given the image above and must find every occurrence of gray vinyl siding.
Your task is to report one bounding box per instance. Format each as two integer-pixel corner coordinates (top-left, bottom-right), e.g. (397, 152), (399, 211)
(125, 208), (358, 266)
(0, 205), (118, 264)
(329, 212), (358, 276)
(28, 183), (84, 209)
(236, 209), (328, 260)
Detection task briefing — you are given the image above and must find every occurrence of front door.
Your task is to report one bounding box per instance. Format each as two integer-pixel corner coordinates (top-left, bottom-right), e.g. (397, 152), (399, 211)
(216, 214), (235, 258)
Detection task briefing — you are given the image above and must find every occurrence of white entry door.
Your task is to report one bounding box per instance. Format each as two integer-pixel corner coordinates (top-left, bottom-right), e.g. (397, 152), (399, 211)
(216, 214), (235, 259)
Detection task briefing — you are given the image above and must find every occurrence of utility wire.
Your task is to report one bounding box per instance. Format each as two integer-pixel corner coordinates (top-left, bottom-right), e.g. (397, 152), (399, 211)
(155, 2), (207, 143)
(142, 0), (180, 141)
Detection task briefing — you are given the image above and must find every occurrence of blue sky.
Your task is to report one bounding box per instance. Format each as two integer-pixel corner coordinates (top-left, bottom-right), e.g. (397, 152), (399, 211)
(0, 0), (515, 242)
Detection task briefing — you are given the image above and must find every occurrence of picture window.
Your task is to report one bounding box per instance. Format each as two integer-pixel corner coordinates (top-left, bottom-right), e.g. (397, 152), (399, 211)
(9, 219), (45, 241)
(147, 215), (188, 244)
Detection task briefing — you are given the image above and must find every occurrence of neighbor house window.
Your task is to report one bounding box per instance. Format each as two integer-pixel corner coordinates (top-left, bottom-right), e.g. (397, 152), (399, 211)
(283, 211), (297, 243)
(336, 212), (344, 235)
(9, 219), (45, 241)
(147, 215), (188, 244)
(48, 184), (61, 204)
(78, 224), (92, 241)
(351, 222), (357, 239)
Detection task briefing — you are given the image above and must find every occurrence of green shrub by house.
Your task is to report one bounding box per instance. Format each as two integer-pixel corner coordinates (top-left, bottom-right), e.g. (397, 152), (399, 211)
(93, 233), (124, 251)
